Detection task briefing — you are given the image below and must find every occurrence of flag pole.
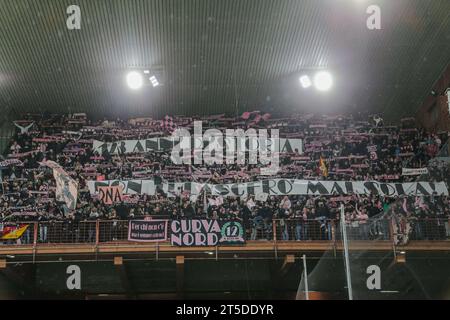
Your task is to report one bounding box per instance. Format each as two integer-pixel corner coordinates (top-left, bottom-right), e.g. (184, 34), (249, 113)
(302, 254), (309, 300)
(190, 165), (212, 214)
(341, 203), (353, 300)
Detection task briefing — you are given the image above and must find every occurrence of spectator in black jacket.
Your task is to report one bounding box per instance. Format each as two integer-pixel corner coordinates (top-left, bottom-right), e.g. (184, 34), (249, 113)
(182, 202), (195, 218)
(316, 201), (332, 240)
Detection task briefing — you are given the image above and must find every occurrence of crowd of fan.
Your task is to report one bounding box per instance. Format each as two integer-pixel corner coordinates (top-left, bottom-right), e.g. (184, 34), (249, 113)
(0, 111), (449, 243)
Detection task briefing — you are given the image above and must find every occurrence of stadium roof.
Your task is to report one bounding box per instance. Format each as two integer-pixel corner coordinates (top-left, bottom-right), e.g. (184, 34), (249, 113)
(0, 0), (449, 120)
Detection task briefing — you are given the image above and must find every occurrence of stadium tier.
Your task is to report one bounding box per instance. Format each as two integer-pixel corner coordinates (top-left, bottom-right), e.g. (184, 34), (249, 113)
(0, 0), (449, 304)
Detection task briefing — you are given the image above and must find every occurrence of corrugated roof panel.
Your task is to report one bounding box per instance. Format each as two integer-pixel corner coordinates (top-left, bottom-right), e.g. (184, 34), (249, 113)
(0, 0), (447, 120)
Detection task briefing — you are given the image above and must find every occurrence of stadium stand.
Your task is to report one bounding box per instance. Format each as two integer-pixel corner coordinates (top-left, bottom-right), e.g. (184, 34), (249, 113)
(0, 111), (448, 245)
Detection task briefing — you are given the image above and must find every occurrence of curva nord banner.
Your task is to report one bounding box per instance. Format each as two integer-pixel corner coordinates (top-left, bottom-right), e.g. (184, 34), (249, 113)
(128, 220), (168, 242)
(88, 179), (449, 198)
(170, 219), (245, 246)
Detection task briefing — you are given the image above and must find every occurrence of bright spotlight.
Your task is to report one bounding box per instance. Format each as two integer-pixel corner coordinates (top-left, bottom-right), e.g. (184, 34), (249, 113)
(126, 71), (143, 90)
(299, 75), (312, 88)
(314, 71), (333, 91)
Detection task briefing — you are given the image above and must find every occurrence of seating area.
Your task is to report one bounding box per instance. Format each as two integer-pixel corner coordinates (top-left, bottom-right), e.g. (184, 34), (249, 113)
(0, 112), (448, 245)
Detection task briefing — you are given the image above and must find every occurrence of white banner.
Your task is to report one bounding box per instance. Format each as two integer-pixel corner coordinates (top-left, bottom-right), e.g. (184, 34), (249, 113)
(93, 137), (303, 155)
(402, 168), (429, 176)
(87, 179), (449, 198)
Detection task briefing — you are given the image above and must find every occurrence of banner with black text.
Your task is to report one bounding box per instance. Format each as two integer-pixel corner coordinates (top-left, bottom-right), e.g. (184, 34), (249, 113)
(170, 219), (245, 246)
(88, 179), (449, 198)
(128, 220), (168, 242)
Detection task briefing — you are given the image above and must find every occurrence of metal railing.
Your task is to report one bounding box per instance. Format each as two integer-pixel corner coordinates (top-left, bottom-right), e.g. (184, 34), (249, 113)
(274, 219), (334, 241)
(1, 217), (450, 246)
(37, 221), (97, 244)
(98, 220), (129, 242)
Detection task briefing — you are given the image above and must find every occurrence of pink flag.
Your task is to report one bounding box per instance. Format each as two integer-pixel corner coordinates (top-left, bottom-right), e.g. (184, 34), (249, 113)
(241, 112), (251, 120)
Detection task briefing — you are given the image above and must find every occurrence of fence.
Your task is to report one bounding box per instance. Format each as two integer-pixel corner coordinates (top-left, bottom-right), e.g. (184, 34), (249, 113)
(1, 218), (450, 246)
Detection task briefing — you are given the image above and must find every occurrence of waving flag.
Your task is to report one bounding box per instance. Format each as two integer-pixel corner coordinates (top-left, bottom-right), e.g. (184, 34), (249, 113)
(1, 224), (29, 239)
(373, 115), (384, 127)
(13, 121), (34, 134)
(40, 160), (78, 210)
(241, 111), (252, 120)
(261, 113), (271, 121)
(319, 156), (328, 177)
(241, 111), (260, 121)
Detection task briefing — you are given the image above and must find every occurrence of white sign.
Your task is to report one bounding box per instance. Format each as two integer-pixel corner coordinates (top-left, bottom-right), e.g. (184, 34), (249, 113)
(402, 168), (429, 176)
(255, 193), (269, 202)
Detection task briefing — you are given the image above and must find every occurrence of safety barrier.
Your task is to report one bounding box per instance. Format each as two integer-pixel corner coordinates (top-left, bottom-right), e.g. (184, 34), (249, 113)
(1, 217), (450, 246)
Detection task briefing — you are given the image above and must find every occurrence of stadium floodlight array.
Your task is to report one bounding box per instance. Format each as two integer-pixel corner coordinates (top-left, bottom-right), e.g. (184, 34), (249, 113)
(298, 70), (333, 91)
(126, 70), (160, 89)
